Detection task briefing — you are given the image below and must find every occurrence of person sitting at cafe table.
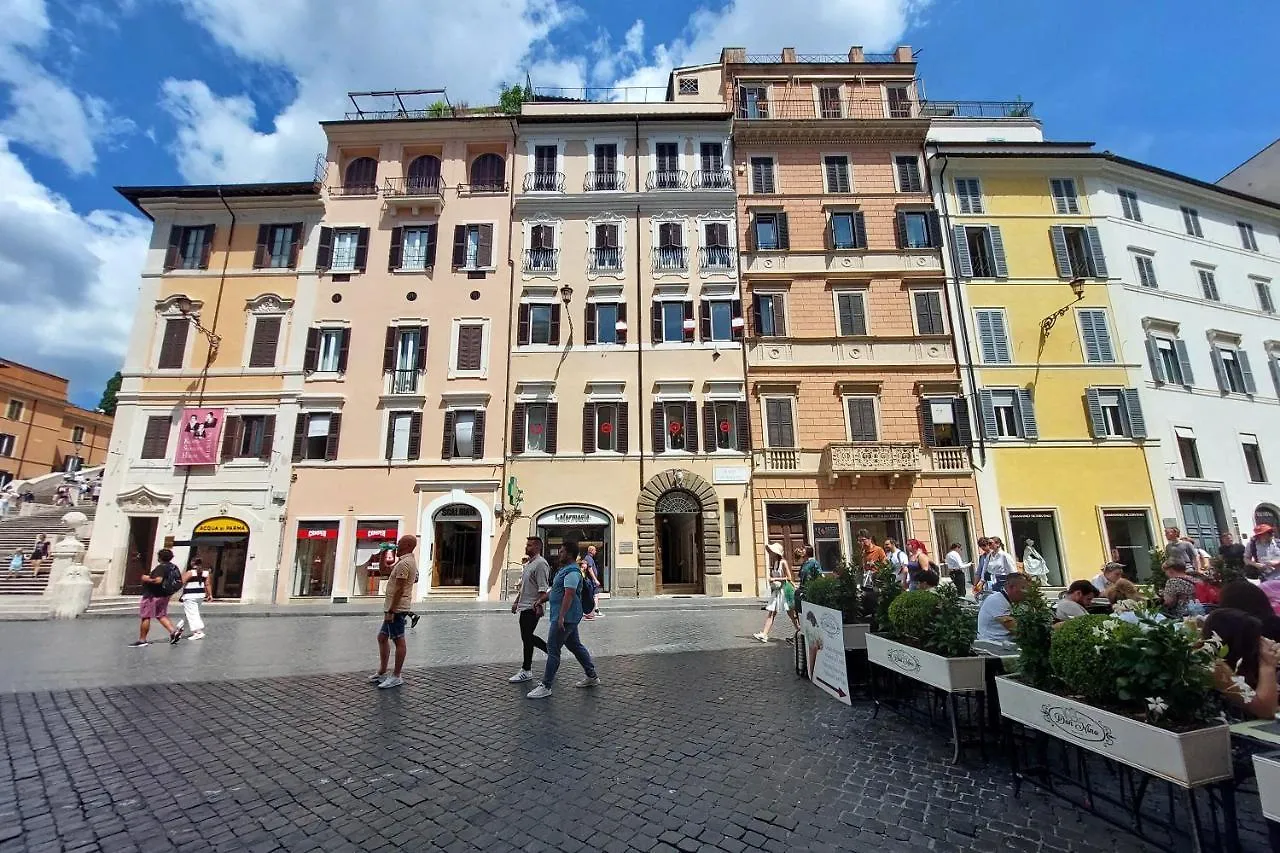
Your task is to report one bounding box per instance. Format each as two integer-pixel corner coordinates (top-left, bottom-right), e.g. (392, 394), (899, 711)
(1203, 608), (1278, 720)
(977, 572), (1030, 644)
(1090, 562), (1125, 595)
(1105, 576), (1142, 606)
(1218, 580), (1280, 640)
(1053, 580), (1097, 623)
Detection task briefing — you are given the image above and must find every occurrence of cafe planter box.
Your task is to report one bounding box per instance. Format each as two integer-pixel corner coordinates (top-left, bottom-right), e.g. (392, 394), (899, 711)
(866, 633), (987, 692)
(995, 676), (1231, 787)
(843, 624), (870, 651)
(1255, 754), (1280, 822)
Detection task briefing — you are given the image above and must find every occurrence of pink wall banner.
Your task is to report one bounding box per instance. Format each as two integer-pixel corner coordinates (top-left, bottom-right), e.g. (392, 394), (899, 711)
(175, 407), (225, 466)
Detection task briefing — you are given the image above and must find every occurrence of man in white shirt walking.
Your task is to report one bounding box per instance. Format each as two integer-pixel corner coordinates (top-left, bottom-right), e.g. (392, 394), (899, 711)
(508, 537), (551, 684)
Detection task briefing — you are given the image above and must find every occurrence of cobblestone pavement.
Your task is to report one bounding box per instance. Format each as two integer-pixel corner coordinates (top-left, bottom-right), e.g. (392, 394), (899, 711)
(0, 613), (1262, 852)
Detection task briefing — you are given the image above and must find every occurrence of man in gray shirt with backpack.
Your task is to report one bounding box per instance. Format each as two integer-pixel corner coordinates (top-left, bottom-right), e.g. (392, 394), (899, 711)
(130, 548), (183, 647)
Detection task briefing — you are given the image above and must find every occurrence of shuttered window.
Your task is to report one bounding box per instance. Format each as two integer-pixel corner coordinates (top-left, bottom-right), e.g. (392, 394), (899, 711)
(1181, 206), (1203, 237)
(1085, 388), (1147, 440)
(157, 318), (189, 369)
(752, 293), (787, 337)
(1146, 335), (1193, 387)
(750, 157), (776, 193)
(1078, 309), (1115, 363)
(455, 324), (484, 372)
(829, 211), (866, 250)
(292, 412), (342, 462)
(845, 398), (878, 442)
(823, 156), (851, 193)
(253, 224), (300, 269)
(164, 224), (215, 270)
(1198, 268), (1220, 301)
(763, 398), (795, 448)
(954, 178), (984, 214)
(1118, 189), (1142, 222)
(835, 292), (867, 336)
(1255, 279), (1275, 314)
(1133, 253), (1158, 288)
(894, 155), (922, 192)
(390, 225), (438, 271)
(140, 416), (172, 460)
(452, 224), (495, 270)
(751, 212), (788, 251)
(470, 153), (506, 190)
(1238, 222), (1259, 252)
(977, 389), (1038, 441)
(248, 316), (282, 368)
(1050, 178), (1080, 214)
(913, 291), (945, 335)
(974, 309), (1011, 364)
(952, 225), (1008, 278)
(1049, 225), (1108, 279)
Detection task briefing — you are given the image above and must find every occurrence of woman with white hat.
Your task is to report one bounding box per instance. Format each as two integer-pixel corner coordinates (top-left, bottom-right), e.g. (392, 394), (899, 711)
(754, 542), (799, 642)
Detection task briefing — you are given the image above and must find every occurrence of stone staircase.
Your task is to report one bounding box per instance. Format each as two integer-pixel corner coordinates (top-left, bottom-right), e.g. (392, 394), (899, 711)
(0, 506), (97, 612)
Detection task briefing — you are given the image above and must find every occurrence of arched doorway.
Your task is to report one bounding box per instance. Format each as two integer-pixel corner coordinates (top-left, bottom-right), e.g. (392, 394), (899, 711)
(190, 516), (250, 599)
(433, 503), (481, 590)
(656, 489), (703, 594)
(535, 505), (613, 591)
(637, 469), (723, 597)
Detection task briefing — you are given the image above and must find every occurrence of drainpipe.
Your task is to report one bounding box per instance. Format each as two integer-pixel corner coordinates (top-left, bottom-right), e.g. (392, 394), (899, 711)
(498, 116), (520, 598)
(729, 128), (759, 596)
(928, 150), (986, 468)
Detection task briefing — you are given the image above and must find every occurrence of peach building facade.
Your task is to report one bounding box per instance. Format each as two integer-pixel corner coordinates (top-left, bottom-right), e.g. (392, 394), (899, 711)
(0, 360), (111, 484)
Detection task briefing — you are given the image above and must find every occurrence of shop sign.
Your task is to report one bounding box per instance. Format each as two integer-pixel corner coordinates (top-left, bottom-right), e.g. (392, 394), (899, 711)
(813, 523), (840, 540)
(356, 523), (399, 540)
(193, 516), (249, 536)
(436, 505), (481, 520)
(296, 523), (339, 540)
(713, 466), (749, 485)
(536, 507), (611, 527)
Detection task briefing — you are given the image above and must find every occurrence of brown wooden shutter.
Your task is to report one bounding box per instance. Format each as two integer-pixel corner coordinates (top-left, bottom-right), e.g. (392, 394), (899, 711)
(471, 410), (486, 460)
(927, 210), (942, 248)
(337, 329), (352, 373)
(616, 302), (628, 345)
(385, 415), (397, 460)
(776, 213), (790, 250)
(699, 299), (710, 340)
(457, 325), (483, 371)
(584, 303), (597, 344)
(287, 223), (302, 268)
(651, 402), (665, 454)
(291, 414), (306, 462)
(771, 295), (787, 336)
(220, 416), (242, 462)
(315, 227), (333, 270)
(746, 216), (758, 253)
(248, 316), (282, 368)
(684, 401), (699, 452)
(581, 403), (596, 454)
(415, 326), (428, 370)
(303, 328), (320, 373)
(651, 302), (662, 343)
(731, 299), (743, 342)
(736, 400), (750, 451)
(324, 413), (342, 461)
(549, 305), (561, 345)
(388, 226), (403, 271)
(259, 415), (275, 461)
(452, 225), (467, 268)
(354, 227), (370, 272)
(545, 403), (559, 454)
(682, 301), (695, 342)
(477, 224), (494, 267)
(164, 226), (182, 270)
(422, 223), (438, 269)
(616, 402), (629, 454)
(853, 211), (868, 249)
(199, 225), (215, 269)
(511, 403), (528, 454)
(382, 327), (397, 372)
(517, 304), (530, 345)
(703, 402), (716, 451)
(750, 296), (763, 337)
(253, 224), (270, 269)
(440, 411), (456, 459)
(158, 319), (189, 369)
(894, 210), (908, 249)
(407, 412), (423, 460)
(140, 417), (172, 459)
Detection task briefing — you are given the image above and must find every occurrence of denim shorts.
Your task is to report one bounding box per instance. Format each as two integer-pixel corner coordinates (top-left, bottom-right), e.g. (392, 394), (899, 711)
(378, 613), (407, 640)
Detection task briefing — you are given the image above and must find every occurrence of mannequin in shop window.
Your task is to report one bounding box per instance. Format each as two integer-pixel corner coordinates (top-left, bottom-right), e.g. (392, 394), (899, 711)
(1022, 539), (1050, 584)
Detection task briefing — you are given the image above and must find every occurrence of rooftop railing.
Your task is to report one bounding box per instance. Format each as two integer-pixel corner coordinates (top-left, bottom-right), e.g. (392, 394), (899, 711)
(920, 100), (1035, 118)
(533, 86), (670, 103)
(734, 98), (1034, 120)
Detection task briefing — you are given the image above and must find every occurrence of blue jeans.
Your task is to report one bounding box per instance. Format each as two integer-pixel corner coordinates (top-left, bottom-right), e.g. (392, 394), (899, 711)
(542, 620), (596, 688)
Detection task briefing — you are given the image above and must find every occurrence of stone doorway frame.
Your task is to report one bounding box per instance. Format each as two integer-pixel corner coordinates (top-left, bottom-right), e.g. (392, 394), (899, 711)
(637, 468), (722, 596)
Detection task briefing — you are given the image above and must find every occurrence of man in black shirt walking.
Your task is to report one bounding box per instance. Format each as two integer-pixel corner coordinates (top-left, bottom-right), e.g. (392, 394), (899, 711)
(131, 549), (181, 647)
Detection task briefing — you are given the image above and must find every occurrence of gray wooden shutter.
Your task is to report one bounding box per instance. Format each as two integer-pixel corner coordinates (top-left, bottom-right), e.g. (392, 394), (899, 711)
(651, 403), (665, 454)
(384, 414), (397, 460)
(1080, 310), (1114, 363)
(765, 399), (795, 447)
(1239, 350), (1258, 394)
(248, 316), (281, 368)
(451, 225), (467, 268)
(919, 400), (936, 447)
(616, 403), (629, 454)
(1049, 226), (1072, 279)
(895, 211), (908, 249)
(1145, 337), (1166, 383)
(735, 401), (750, 451)
(1173, 339), (1195, 386)
(702, 402), (716, 451)
(471, 410), (486, 460)
(1122, 390), (1147, 439)
(158, 319), (189, 369)
(388, 226), (403, 271)
(977, 390), (998, 440)
(440, 411), (456, 459)
(1210, 347), (1228, 392)
(407, 413), (422, 460)
(853, 211), (867, 249)
(291, 414), (306, 462)
(989, 226), (1009, 278)
(477, 224), (494, 267)
(259, 415), (275, 462)
(651, 302), (663, 343)
(776, 213), (789, 250)
(684, 402), (698, 452)
(847, 399), (877, 442)
(976, 310), (1009, 364)
(511, 403), (527, 454)
(954, 399), (973, 446)
(1270, 355), (1280, 398)
(581, 403), (596, 454)
(1084, 388), (1105, 438)
(1015, 389), (1039, 440)
(303, 328), (320, 373)
(518, 304), (530, 346)
(315, 227), (333, 270)
(1084, 226), (1108, 277)
(952, 225), (973, 277)
(584, 303), (597, 344)
(545, 403), (558, 455)
(549, 305), (561, 346)
(770, 296), (786, 337)
(324, 413), (342, 461)
(915, 292), (944, 335)
(837, 293), (866, 336)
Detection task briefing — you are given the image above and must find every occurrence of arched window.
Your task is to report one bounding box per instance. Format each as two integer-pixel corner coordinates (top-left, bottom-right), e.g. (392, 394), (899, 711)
(470, 153), (505, 191)
(343, 157), (378, 193)
(406, 155), (441, 191)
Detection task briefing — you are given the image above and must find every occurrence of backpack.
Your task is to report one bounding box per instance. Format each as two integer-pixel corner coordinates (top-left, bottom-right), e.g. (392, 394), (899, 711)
(160, 563), (184, 596)
(578, 573), (597, 616)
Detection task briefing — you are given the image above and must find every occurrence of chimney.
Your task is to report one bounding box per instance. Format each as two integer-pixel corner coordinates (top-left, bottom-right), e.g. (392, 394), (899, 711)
(894, 45), (913, 63)
(781, 48), (796, 63)
(848, 46), (865, 62)
(722, 47), (746, 64)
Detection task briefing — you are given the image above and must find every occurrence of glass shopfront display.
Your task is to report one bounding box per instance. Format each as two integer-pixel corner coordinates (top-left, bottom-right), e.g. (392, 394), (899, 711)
(353, 520), (399, 596)
(535, 506), (613, 591)
(294, 521), (339, 597)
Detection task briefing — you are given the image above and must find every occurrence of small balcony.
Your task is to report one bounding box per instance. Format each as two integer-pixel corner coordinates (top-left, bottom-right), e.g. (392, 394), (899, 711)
(457, 181), (508, 195)
(647, 170), (689, 190)
(692, 169), (733, 190)
(522, 172), (565, 193)
(523, 248), (559, 274)
(585, 171), (626, 192)
(389, 368), (420, 395)
(699, 246), (736, 272)
(588, 247), (623, 273)
(924, 446), (972, 474)
(735, 97), (915, 121)
(652, 246), (688, 273)
(761, 448), (802, 471)
(822, 442), (922, 482)
(329, 182), (379, 198)
(384, 176), (444, 199)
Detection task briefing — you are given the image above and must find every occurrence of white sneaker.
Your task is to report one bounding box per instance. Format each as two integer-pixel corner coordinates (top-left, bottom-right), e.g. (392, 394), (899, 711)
(190, 632), (205, 640)
(526, 683), (552, 700)
(574, 676), (601, 688)
(508, 670), (534, 683)
(378, 675), (404, 689)
(752, 632), (768, 642)
(367, 673), (387, 684)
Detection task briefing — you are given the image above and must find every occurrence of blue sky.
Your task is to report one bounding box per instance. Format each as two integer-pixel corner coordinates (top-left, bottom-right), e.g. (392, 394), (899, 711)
(2, 0), (1278, 407)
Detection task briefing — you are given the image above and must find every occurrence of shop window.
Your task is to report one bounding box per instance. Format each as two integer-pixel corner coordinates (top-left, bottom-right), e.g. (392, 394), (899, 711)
(294, 522), (338, 597)
(1008, 511), (1065, 586)
(723, 499), (740, 556)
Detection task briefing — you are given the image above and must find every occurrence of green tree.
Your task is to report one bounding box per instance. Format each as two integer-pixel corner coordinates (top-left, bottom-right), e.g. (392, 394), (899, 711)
(498, 82), (531, 115)
(98, 370), (122, 415)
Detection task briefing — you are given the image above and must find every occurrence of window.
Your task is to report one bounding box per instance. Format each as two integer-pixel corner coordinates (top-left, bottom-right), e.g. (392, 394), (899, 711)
(383, 325), (426, 394)
(979, 388), (1038, 440)
(698, 142), (728, 187)
(452, 224), (495, 270)
(723, 499), (740, 556)
(661, 402), (691, 451)
(1050, 225), (1107, 279)
(1085, 388), (1146, 439)
(533, 144), (557, 176)
(406, 155), (441, 192)
(225, 414), (275, 460)
(1256, 279), (1275, 313)
(157, 318), (189, 369)
(0, 434), (14, 457)
(894, 155), (922, 193)
(829, 211), (866, 250)
(752, 293), (786, 337)
(763, 398), (796, 448)
(441, 409), (485, 460)
(590, 144), (622, 190)
(920, 397), (973, 448)
(751, 212), (788, 251)
(1242, 435), (1267, 483)
(1181, 206), (1203, 238)
(588, 302), (621, 345)
(1118, 189), (1142, 222)
(974, 309), (1011, 364)
(5, 400), (21, 421)
(385, 412), (417, 462)
(140, 417), (171, 460)
(1198, 268), (1220, 301)
(342, 157), (377, 193)
(655, 221), (686, 271)
(1213, 346), (1256, 395)
(521, 303), (558, 346)
(1177, 433), (1203, 478)
(678, 77), (698, 95)
(164, 225), (213, 271)
(71, 425), (85, 444)
(455, 324), (485, 372)
(845, 397), (878, 442)
(954, 178), (983, 214)
(392, 225), (438, 271)
(651, 142), (682, 188)
(750, 157), (776, 194)
(913, 291), (945, 335)
(330, 228), (361, 272)
(823, 155), (851, 193)
(1077, 309), (1115, 363)
(294, 412), (340, 462)
(523, 404), (552, 454)
(737, 85), (768, 119)
(525, 224), (557, 272)
(835, 292), (867, 336)
(247, 316), (282, 368)
(1050, 178), (1080, 214)
(469, 153), (505, 191)
(255, 224), (300, 269)
(1133, 253), (1158, 288)
(897, 210), (937, 249)
(590, 222), (622, 270)
(310, 328), (347, 373)
(592, 403), (622, 453)
(704, 300), (734, 341)
(955, 225), (1008, 278)
(818, 86), (842, 119)
(657, 301), (688, 343)
(702, 222), (732, 269)
(885, 84), (912, 118)
(1146, 335), (1192, 386)
(1238, 222), (1259, 252)
(711, 401), (741, 451)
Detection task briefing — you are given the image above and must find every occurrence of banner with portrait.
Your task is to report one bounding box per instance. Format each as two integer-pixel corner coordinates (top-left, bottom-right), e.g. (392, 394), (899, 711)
(175, 407), (225, 466)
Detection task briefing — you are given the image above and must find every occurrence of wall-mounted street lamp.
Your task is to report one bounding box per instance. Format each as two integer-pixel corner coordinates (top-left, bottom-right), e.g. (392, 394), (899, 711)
(1039, 277), (1087, 338)
(175, 296), (222, 357)
(559, 284), (573, 305)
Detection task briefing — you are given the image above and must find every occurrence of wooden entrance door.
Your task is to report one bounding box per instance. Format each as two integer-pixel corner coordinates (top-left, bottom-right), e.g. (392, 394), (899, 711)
(1180, 491), (1222, 555)
(765, 503), (809, 564)
(122, 516), (158, 594)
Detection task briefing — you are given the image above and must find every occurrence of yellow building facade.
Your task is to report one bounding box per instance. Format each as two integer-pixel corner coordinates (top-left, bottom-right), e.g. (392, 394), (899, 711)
(931, 148), (1159, 583)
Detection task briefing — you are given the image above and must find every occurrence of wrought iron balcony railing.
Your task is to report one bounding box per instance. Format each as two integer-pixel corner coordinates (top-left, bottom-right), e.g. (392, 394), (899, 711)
(584, 171), (626, 191)
(522, 172), (565, 193)
(389, 368), (420, 395)
(692, 169), (733, 190)
(646, 170), (689, 190)
(651, 246), (688, 273)
(457, 181), (508, 194)
(588, 247), (623, 272)
(329, 183), (379, 197)
(384, 176), (443, 198)
(523, 248), (559, 273)
(699, 246), (736, 271)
